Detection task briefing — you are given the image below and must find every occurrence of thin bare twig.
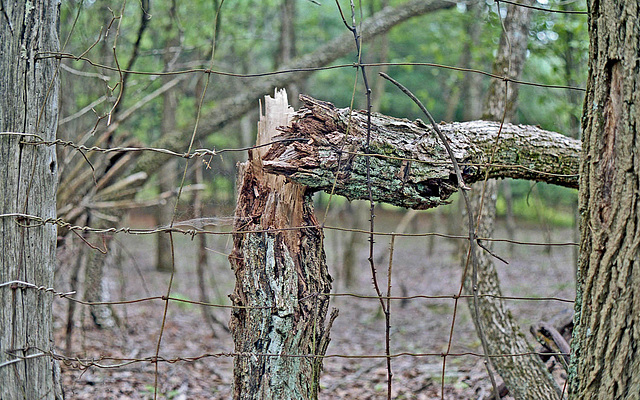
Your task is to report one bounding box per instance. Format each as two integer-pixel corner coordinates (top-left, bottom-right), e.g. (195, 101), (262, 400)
(386, 235), (395, 398)
(338, 2), (393, 396)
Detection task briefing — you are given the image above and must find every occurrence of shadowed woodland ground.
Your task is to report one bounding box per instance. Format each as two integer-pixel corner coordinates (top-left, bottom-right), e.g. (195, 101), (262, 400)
(54, 201), (575, 399)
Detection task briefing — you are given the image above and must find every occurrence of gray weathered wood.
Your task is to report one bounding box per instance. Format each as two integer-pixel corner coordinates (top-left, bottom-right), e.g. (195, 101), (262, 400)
(263, 95), (580, 210)
(0, 1), (62, 399)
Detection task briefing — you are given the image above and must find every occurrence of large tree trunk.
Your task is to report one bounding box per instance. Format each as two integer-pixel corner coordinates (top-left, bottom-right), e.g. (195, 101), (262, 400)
(569, 1), (640, 398)
(0, 1), (62, 399)
(228, 90), (335, 399)
(263, 95), (580, 209)
(462, 2), (562, 398)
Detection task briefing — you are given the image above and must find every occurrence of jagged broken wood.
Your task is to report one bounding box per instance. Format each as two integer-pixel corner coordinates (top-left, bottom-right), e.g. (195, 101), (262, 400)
(228, 90), (335, 399)
(263, 95), (580, 209)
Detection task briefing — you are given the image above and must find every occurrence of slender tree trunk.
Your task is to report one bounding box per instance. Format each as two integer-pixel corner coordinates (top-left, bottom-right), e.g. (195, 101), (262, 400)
(461, 0), (483, 122)
(371, 0), (390, 114)
(229, 90), (336, 399)
(462, 2), (562, 398)
(569, 1), (640, 398)
(155, 137), (177, 273)
(276, 0), (300, 108)
(83, 236), (119, 329)
(156, 159), (177, 272)
(502, 179), (516, 255)
(0, 1), (63, 399)
(451, 0), (483, 257)
(156, 12), (180, 272)
(339, 201), (367, 288)
(79, 0), (153, 324)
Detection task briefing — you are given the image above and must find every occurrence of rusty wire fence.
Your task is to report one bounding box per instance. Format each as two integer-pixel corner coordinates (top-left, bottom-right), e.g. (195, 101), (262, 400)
(1, 1), (586, 399)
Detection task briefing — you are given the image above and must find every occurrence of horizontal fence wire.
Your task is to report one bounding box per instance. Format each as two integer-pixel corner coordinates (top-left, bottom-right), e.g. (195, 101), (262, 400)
(36, 52), (586, 92)
(0, 281), (576, 307)
(0, 211), (578, 246)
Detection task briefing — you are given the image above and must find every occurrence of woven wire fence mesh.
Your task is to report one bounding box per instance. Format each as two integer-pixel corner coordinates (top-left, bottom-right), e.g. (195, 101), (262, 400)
(1, 0), (587, 398)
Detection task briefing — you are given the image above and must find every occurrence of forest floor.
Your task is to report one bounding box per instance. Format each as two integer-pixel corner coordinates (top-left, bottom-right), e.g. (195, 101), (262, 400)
(54, 202), (575, 399)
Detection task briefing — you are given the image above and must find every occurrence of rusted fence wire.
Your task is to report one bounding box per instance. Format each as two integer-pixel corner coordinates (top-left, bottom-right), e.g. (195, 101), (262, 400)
(0, 1), (586, 399)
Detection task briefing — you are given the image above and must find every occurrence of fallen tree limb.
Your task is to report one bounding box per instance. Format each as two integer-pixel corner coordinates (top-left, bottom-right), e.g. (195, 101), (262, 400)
(263, 95), (580, 210)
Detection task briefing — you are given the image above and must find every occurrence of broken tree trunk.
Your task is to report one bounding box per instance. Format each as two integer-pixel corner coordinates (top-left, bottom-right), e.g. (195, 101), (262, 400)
(228, 90), (335, 399)
(263, 96), (580, 209)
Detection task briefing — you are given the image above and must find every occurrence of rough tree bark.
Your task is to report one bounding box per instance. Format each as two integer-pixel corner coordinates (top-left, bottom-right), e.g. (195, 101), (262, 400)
(228, 90), (336, 399)
(0, 1), (63, 399)
(462, 1), (562, 398)
(263, 95), (580, 210)
(569, 1), (640, 398)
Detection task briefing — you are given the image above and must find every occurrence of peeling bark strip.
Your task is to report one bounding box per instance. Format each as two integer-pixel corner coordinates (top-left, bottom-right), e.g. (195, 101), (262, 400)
(228, 90), (334, 400)
(263, 96), (580, 210)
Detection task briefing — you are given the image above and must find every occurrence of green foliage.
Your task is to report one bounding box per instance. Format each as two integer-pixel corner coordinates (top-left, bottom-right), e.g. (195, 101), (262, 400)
(58, 0), (588, 214)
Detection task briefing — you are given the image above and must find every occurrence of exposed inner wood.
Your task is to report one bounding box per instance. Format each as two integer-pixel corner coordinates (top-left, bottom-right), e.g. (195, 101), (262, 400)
(228, 90), (334, 399)
(263, 95), (580, 209)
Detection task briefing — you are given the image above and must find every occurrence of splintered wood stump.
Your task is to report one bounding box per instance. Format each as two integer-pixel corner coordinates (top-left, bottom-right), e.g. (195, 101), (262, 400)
(263, 95), (580, 209)
(228, 89), (335, 400)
